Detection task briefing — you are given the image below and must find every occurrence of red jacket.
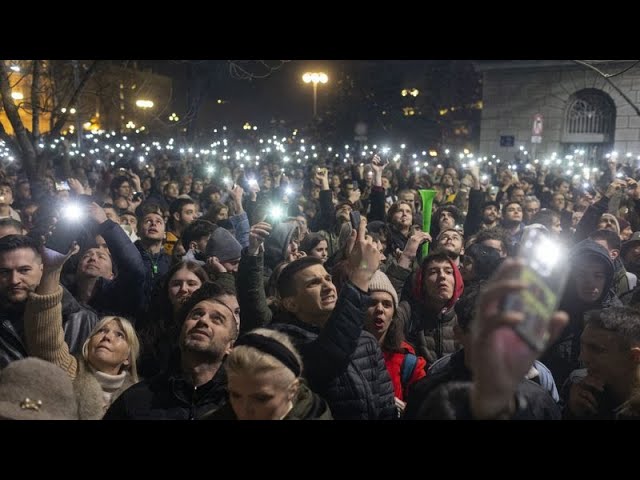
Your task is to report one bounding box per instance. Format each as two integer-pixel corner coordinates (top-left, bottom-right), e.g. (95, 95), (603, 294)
(383, 341), (427, 401)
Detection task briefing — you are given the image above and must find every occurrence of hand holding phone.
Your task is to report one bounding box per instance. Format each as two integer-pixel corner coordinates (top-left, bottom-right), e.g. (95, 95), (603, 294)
(349, 210), (361, 230)
(501, 229), (569, 351)
(372, 154), (389, 168)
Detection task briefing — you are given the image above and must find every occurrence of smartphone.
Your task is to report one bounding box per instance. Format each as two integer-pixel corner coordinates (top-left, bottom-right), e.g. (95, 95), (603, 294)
(45, 206), (88, 254)
(349, 210), (361, 230)
(501, 228), (570, 352)
(373, 154), (389, 167)
(267, 204), (284, 223)
(55, 181), (70, 192)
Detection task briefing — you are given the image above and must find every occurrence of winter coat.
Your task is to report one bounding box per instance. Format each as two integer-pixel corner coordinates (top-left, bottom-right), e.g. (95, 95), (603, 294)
(0, 287), (99, 369)
(541, 239), (621, 387)
(135, 240), (172, 310)
(383, 341), (427, 402)
(236, 250), (395, 419)
(404, 349), (560, 420)
(104, 361), (228, 420)
(22, 287), (135, 419)
(203, 381), (333, 420)
(398, 257), (465, 364)
(84, 219), (146, 318)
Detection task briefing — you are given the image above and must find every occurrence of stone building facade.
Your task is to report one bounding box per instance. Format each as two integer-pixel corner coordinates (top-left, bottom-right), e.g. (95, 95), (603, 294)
(474, 61), (640, 165)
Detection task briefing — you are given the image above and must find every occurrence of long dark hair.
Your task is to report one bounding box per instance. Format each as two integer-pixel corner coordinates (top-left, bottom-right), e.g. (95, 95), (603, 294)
(138, 261), (209, 366)
(299, 232), (327, 255)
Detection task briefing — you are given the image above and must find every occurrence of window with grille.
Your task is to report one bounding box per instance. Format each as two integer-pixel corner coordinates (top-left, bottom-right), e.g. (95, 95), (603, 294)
(562, 89), (615, 144)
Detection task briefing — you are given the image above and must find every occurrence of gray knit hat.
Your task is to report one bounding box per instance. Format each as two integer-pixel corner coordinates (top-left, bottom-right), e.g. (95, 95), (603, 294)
(0, 358), (79, 420)
(368, 270), (399, 308)
(205, 227), (242, 262)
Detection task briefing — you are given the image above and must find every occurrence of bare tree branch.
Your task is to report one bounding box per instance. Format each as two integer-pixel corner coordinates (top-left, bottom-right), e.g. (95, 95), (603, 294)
(573, 60), (640, 116)
(228, 60), (290, 80)
(49, 60), (100, 138)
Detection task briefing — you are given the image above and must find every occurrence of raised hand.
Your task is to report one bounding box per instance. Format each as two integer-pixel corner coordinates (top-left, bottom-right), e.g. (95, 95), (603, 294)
(67, 178), (85, 195)
(314, 168), (329, 190)
(627, 178), (640, 200)
(228, 184), (245, 212)
(248, 222), (272, 256)
(40, 242), (80, 272)
(88, 202), (108, 224)
(398, 231), (432, 268)
(206, 256), (228, 273)
(348, 188), (361, 204)
(347, 217), (381, 291)
(605, 179), (627, 199)
(371, 154), (387, 174)
(469, 258), (568, 419)
(128, 170), (142, 192)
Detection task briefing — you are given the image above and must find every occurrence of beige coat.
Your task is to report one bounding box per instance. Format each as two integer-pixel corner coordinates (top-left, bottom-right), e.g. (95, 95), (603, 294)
(24, 287), (136, 419)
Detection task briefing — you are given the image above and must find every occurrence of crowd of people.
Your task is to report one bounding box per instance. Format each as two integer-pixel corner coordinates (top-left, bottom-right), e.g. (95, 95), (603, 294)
(0, 126), (639, 420)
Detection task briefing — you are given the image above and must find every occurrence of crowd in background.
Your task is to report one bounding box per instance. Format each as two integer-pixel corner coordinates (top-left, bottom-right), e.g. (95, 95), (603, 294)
(0, 125), (639, 420)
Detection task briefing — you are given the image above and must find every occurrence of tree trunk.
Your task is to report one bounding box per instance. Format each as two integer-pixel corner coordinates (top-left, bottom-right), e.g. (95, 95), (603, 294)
(0, 60), (37, 178)
(31, 60), (42, 143)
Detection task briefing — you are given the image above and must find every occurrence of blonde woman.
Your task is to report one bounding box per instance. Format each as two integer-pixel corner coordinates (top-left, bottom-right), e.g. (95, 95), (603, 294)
(205, 328), (332, 420)
(24, 244), (139, 419)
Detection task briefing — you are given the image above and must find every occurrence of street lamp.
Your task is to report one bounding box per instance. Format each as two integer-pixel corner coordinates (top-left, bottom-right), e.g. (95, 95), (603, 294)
(302, 72), (328, 118)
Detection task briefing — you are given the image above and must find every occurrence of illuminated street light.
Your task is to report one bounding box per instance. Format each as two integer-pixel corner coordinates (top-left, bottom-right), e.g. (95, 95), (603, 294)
(169, 113), (179, 122)
(302, 72), (328, 118)
(11, 92), (23, 100)
(135, 99), (154, 109)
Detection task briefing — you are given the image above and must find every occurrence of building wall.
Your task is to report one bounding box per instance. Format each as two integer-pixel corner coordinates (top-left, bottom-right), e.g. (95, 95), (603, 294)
(1, 61), (172, 136)
(478, 62), (640, 160)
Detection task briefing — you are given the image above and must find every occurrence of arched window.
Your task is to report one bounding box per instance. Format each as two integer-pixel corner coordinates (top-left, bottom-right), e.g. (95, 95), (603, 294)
(562, 89), (615, 162)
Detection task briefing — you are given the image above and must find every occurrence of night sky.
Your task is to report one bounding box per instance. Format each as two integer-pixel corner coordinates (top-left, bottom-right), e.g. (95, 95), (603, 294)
(141, 60), (481, 144)
(145, 60), (340, 125)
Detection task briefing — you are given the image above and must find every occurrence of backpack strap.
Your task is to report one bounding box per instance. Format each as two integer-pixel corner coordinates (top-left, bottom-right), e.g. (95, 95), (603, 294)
(401, 353), (418, 387)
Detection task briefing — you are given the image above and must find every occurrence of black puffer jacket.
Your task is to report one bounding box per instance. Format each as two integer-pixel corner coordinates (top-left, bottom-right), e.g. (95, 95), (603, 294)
(103, 359), (228, 420)
(0, 287), (99, 369)
(236, 250), (395, 419)
(541, 239), (621, 387)
(273, 315), (396, 420)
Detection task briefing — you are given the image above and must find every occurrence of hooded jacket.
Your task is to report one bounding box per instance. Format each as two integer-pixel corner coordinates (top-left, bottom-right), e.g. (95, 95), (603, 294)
(541, 239), (621, 387)
(398, 257), (465, 364)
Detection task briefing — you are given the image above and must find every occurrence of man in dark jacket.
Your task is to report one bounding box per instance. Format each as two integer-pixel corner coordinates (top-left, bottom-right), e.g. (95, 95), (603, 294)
(69, 203), (146, 319)
(104, 282), (238, 420)
(237, 219), (396, 420)
(134, 203), (171, 306)
(0, 235), (98, 368)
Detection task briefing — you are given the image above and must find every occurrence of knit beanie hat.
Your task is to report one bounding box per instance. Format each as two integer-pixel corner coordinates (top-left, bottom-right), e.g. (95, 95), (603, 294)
(0, 357), (79, 420)
(618, 217), (631, 232)
(368, 270), (399, 308)
(204, 227), (242, 262)
(264, 222), (296, 270)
